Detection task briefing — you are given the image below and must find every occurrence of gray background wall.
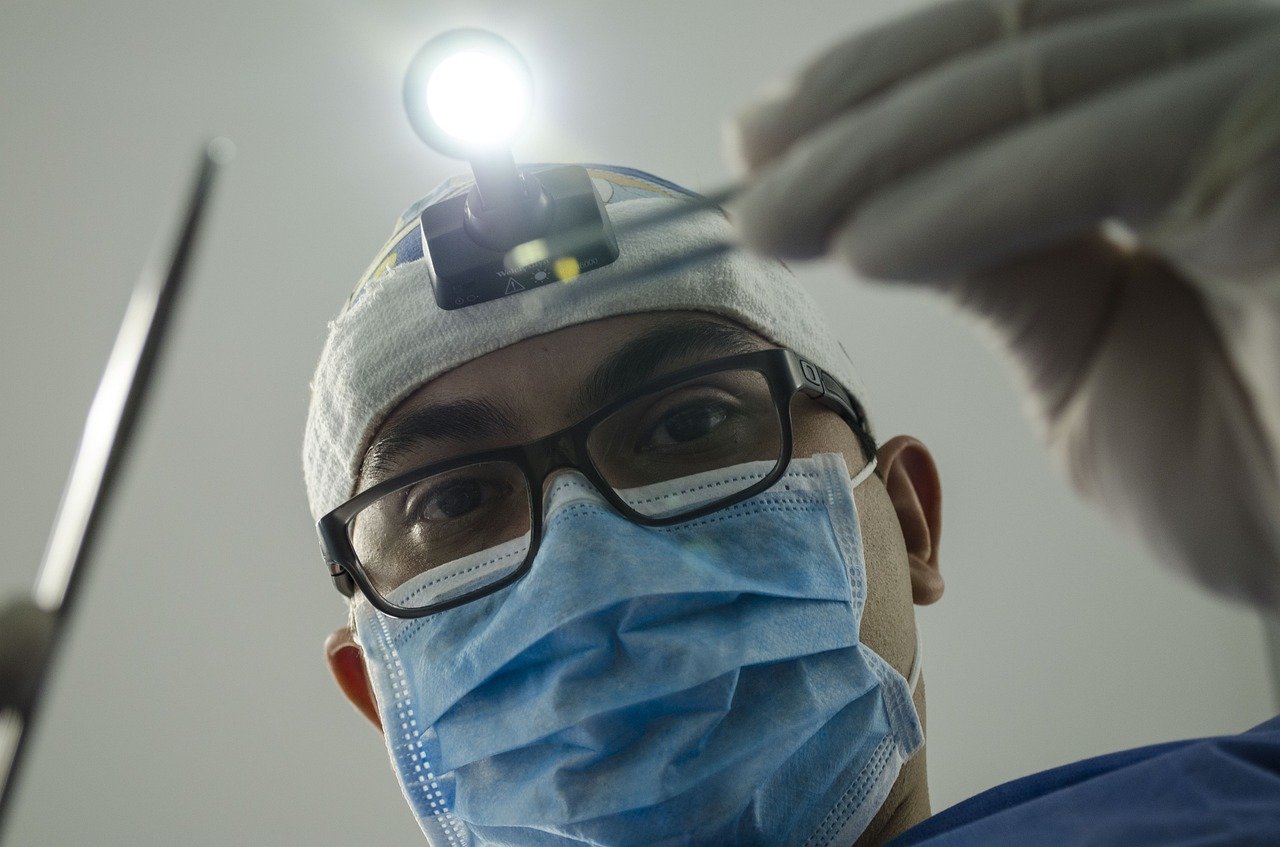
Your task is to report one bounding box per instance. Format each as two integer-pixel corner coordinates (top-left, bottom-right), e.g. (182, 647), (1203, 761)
(1, 1), (1275, 843)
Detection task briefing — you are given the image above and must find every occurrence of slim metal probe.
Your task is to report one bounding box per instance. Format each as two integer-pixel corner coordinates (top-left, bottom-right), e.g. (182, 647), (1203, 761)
(0, 139), (231, 841)
(503, 182), (743, 283)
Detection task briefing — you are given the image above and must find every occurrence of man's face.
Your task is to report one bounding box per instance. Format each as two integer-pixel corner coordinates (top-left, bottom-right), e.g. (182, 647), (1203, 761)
(326, 309), (944, 841)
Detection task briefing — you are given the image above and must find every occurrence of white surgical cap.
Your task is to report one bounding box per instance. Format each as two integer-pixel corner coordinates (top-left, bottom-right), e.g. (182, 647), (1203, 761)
(303, 165), (861, 521)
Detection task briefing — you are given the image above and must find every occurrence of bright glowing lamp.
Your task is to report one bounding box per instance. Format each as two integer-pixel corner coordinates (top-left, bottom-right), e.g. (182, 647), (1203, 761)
(402, 29), (620, 310)
(404, 29), (535, 211)
(425, 50), (532, 152)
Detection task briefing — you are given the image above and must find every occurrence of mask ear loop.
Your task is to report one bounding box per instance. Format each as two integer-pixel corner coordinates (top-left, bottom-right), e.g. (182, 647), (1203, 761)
(849, 457), (878, 489)
(906, 621), (923, 696)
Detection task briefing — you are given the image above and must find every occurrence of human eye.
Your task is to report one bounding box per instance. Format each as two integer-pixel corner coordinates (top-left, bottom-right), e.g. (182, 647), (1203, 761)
(585, 369), (778, 487)
(411, 473), (514, 523)
(642, 397), (735, 449)
(635, 386), (747, 454)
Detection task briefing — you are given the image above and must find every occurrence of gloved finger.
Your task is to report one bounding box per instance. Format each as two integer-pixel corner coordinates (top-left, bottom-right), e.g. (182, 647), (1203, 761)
(733, 2), (1278, 260)
(733, 0), (1179, 172)
(829, 26), (1280, 281)
(734, 0), (1006, 172)
(1146, 72), (1280, 285)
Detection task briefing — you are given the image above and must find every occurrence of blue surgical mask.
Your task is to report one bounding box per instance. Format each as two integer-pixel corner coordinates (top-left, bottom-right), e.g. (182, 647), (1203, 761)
(352, 452), (923, 847)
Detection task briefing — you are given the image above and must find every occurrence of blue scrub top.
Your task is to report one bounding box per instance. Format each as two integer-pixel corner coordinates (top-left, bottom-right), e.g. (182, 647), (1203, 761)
(890, 715), (1280, 846)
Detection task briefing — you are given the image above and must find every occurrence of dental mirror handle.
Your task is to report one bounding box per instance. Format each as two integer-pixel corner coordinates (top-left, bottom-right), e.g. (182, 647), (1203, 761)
(0, 138), (231, 841)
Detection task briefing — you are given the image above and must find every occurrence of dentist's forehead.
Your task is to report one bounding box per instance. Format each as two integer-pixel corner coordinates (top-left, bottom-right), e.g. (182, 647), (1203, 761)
(357, 312), (770, 487)
(303, 164), (860, 522)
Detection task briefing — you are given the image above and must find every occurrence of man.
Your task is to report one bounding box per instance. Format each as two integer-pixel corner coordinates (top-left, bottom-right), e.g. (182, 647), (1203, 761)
(309, 167), (939, 845)
(305, 2), (1280, 844)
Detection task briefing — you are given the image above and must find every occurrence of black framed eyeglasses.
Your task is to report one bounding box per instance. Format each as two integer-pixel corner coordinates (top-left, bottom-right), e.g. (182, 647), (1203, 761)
(317, 347), (875, 619)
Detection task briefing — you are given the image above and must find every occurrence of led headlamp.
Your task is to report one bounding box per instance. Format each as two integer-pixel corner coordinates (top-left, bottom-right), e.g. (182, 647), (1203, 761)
(403, 29), (619, 310)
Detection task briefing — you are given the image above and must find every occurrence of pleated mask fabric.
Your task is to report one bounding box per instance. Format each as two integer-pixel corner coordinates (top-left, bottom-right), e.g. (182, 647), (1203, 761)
(352, 454), (923, 847)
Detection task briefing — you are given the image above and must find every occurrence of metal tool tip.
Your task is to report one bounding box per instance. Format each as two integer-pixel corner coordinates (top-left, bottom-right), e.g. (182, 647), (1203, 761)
(206, 137), (237, 165)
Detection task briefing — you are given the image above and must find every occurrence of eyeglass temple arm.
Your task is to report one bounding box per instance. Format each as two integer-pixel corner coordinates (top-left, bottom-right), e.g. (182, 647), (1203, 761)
(798, 359), (878, 464)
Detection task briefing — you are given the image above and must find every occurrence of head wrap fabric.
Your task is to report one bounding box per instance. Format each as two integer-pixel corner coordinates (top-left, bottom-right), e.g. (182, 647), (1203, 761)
(303, 165), (861, 520)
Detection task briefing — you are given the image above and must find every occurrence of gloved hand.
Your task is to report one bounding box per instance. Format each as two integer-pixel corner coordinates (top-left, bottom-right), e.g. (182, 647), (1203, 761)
(729, 0), (1280, 609)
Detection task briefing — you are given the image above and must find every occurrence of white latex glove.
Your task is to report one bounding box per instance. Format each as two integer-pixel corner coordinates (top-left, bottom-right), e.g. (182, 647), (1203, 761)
(730, 0), (1280, 609)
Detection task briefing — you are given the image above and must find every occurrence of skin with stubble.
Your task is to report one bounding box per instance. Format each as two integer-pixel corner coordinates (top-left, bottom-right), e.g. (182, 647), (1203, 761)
(325, 310), (946, 847)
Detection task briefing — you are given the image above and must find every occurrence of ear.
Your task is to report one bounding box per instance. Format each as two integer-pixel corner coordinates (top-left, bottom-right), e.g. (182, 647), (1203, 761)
(325, 626), (383, 732)
(876, 435), (944, 605)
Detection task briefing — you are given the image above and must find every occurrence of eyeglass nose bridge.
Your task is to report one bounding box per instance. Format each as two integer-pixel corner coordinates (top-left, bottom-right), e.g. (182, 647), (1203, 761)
(527, 431), (595, 491)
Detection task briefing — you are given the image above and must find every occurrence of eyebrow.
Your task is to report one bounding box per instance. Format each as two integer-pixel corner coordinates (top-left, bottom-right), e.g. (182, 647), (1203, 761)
(362, 397), (521, 480)
(360, 319), (763, 483)
(570, 318), (763, 420)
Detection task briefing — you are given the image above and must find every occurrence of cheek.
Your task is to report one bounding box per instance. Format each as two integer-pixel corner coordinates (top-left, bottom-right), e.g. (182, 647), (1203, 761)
(786, 402), (915, 666)
(854, 485), (919, 678)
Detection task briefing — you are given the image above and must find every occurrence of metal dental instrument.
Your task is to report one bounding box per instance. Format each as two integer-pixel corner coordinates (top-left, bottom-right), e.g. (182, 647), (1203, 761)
(0, 139), (231, 840)
(501, 182), (743, 285)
